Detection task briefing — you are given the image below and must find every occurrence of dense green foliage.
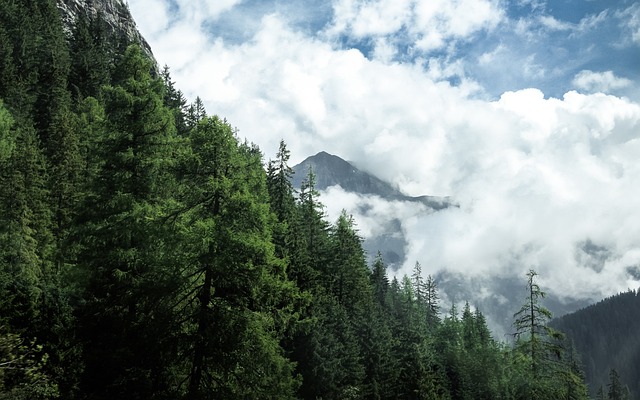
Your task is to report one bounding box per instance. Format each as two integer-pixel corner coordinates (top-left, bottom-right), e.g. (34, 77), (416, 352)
(552, 290), (640, 399)
(0, 1), (596, 399)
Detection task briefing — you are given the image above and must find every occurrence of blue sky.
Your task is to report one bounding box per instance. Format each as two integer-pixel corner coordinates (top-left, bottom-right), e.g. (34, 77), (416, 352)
(134, 0), (639, 100)
(129, 0), (640, 304)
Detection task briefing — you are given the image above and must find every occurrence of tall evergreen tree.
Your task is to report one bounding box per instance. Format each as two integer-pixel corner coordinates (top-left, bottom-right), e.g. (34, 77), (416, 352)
(0, 120), (58, 398)
(185, 97), (207, 130)
(266, 139), (297, 260)
(370, 253), (390, 309)
(425, 274), (440, 325)
(160, 65), (189, 135)
(512, 269), (566, 399)
(0, 102), (15, 162)
(294, 166), (329, 290)
(607, 369), (630, 400)
(74, 45), (179, 398)
(68, 12), (112, 100)
(173, 116), (300, 399)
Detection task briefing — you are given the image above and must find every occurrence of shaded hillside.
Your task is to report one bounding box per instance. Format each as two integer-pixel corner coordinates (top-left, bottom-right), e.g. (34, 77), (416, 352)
(551, 289), (640, 399)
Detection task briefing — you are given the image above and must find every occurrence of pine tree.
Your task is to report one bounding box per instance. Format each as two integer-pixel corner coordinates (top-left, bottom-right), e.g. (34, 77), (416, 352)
(595, 386), (606, 400)
(425, 274), (440, 325)
(512, 269), (566, 399)
(185, 97), (207, 130)
(370, 253), (390, 309)
(300, 293), (365, 399)
(74, 45), (179, 398)
(173, 116), (300, 399)
(607, 369), (630, 400)
(0, 121), (53, 330)
(0, 102), (15, 162)
(0, 119), (60, 398)
(361, 256), (398, 399)
(160, 65), (188, 135)
(294, 165), (329, 290)
(266, 139), (297, 260)
(326, 212), (370, 309)
(68, 12), (112, 100)
(560, 340), (589, 400)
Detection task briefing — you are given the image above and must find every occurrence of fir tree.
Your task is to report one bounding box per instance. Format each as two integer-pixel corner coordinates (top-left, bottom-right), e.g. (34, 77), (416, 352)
(174, 116), (300, 399)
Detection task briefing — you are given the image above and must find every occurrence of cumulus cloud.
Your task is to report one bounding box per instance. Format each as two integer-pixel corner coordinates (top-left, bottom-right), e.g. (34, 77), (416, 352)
(128, 0), (640, 306)
(328, 0), (412, 38)
(573, 70), (632, 93)
(327, 0), (503, 52)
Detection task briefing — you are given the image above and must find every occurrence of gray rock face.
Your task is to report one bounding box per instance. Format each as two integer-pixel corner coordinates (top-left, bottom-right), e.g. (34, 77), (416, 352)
(292, 151), (452, 209)
(56, 0), (154, 61)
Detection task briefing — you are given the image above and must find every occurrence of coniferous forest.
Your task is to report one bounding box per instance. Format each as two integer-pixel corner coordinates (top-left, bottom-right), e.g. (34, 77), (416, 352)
(0, 1), (612, 399)
(551, 290), (640, 400)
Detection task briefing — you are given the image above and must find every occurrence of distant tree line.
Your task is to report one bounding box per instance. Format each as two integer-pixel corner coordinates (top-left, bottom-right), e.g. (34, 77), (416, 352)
(0, 0), (605, 398)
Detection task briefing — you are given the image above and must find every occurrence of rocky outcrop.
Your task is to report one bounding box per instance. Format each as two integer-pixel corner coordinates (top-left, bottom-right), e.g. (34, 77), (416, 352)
(56, 0), (154, 61)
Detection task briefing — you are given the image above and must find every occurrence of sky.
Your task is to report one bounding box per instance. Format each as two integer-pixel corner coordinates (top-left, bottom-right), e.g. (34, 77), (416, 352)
(128, 0), (640, 304)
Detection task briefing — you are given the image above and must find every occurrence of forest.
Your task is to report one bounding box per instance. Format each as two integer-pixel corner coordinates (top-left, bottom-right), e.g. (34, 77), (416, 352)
(551, 289), (640, 400)
(0, 0), (628, 399)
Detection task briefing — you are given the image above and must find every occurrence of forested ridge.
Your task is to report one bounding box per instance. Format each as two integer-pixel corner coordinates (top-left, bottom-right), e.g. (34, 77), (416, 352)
(551, 290), (640, 400)
(0, 1), (609, 399)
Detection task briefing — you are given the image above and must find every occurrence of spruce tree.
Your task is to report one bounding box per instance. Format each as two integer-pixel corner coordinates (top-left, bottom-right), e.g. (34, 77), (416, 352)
(266, 139), (297, 260)
(173, 116), (300, 399)
(607, 368), (630, 400)
(512, 269), (566, 399)
(74, 45), (179, 398)
(68, 12), (112, 100)
(0, 102), (15, 162)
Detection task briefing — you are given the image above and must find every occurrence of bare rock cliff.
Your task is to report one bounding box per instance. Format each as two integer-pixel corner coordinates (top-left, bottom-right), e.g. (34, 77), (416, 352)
(56, 0), (154, 60)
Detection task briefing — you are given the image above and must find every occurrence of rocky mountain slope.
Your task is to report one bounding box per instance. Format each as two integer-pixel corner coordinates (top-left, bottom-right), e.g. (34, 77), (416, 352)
(292, 151), (450, 210)
(56, 0), (154, 60)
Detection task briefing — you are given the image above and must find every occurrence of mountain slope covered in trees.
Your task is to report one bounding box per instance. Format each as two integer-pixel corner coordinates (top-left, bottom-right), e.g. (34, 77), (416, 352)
(551, 289), (640, 399)
(0, 0), (596, 399)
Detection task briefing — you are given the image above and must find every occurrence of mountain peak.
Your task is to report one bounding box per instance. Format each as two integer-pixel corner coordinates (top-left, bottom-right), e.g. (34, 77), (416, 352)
(293, 152), (398, 198)
(292, 152), (451, 209)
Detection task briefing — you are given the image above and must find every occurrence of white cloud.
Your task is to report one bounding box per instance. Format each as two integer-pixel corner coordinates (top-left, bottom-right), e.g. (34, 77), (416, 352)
(329, 0), (412, 38)
(371, 37), (398, 62)
(478, 44), (505, 65)
(320, 186), (429, 239)
(616, 3), (640, 45)
(573, 70), (632, 93)
(128, 0), (171, 37)
(575, 10), (609, 34)
(327, 0), (504, 52)
(172, 0), (243, 24)
(128, 0), (640, 305)
(539, 15), (572, 31)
